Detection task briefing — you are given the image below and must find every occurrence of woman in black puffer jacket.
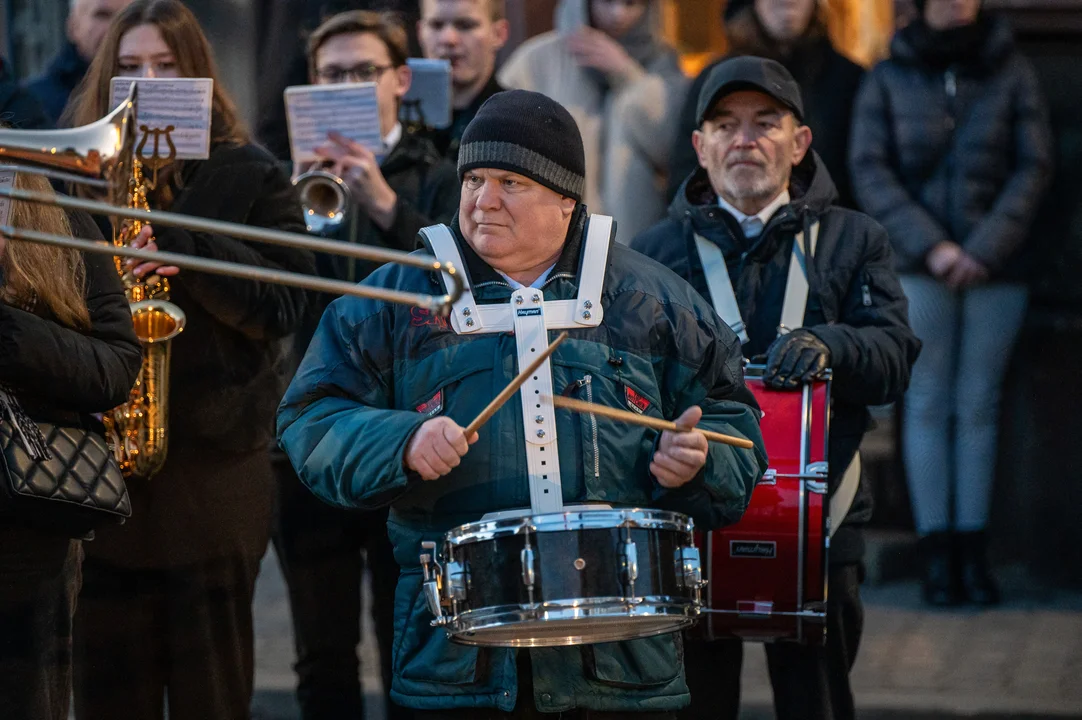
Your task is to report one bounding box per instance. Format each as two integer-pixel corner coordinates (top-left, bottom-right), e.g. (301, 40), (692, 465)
(0, 174), (142, 720)
(849, 0), (1051, 607)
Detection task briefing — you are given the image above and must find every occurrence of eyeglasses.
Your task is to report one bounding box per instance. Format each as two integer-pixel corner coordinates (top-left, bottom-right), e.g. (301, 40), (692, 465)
(315, 63), (395, 84)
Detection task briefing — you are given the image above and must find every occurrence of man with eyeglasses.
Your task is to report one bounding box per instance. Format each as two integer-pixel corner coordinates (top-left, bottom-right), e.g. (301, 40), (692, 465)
(416, 0), (509, 162)
(273, 10), (459, 720)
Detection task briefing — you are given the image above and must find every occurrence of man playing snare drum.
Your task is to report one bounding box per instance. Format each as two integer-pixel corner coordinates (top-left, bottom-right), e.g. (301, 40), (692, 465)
(632, 57), (920, 720)
(277, 89), (768, 718)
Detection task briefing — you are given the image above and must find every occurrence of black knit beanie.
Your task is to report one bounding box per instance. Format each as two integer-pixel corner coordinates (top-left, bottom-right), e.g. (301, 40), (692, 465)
(457, 89), (586, 202)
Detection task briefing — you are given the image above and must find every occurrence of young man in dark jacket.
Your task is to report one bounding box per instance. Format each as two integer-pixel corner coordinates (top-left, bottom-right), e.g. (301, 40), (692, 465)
(667, 0), (863, 208)
(278, 89), (768, 717)
(632, 57), (920, 720)
(275, 11), (459, 720)
(416, 0), (508, 163)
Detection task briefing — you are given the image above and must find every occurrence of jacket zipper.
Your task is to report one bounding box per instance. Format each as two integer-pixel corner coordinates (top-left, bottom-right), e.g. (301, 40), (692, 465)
(578, 376), (600, 478)
(944, 69), (957, 238)
(861, 282), (872, 307)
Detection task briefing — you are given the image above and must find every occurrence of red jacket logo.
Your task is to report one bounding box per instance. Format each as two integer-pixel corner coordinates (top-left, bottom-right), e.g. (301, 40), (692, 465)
(410, 307), (449, 330)
(625, 386), (651, 414)
(415, 389), (444, 417)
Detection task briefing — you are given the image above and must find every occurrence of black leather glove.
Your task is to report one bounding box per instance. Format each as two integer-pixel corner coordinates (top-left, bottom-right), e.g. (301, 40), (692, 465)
(764, 329), (831, 390)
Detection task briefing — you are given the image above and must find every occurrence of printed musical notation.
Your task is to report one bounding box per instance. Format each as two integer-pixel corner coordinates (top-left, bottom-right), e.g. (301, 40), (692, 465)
(0, 169), (15, 228)
(109, 77), (214, 160)
(284, 82), (383, 163)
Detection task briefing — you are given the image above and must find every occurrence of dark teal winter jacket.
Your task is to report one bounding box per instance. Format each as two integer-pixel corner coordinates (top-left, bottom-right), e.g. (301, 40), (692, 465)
(277, 209), (767, 712)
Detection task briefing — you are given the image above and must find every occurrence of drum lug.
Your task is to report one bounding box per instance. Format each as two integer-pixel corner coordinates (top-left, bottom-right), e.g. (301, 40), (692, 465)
(420, 541), (452, 627)
(675, 546), (705, 593)
(446, 560), (467, 602)
(622, 540), (639, 589)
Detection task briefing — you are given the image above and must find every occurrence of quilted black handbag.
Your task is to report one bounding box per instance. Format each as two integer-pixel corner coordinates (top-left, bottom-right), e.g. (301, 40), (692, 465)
(0, 419), (131, 536)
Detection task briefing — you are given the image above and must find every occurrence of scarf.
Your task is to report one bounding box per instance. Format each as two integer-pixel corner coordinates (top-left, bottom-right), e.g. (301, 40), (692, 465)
(899, 15), (995, 72)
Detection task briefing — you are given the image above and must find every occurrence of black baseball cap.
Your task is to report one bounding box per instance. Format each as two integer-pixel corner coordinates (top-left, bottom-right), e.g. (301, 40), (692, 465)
(696, 56), (805, 125)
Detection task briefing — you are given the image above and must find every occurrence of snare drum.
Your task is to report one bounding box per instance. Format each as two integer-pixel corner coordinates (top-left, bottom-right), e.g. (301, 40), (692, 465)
(419, 508), (705, 647)
(696, 367), (830, 644)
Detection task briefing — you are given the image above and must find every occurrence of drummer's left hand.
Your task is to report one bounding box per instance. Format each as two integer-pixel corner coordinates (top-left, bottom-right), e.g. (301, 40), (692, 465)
(652, 406), (708, 488)
(764, 329), (830, 390)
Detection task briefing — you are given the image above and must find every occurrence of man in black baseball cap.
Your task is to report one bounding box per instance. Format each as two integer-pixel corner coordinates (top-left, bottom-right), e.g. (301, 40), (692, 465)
(632, 55), (919, 720)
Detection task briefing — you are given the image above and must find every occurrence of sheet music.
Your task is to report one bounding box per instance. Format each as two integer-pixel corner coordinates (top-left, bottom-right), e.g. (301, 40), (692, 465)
(402, 59), (452, 129)
(109, 77), (213, 160)
(284, 82), (383, 163)
(0, 170), (15, 228)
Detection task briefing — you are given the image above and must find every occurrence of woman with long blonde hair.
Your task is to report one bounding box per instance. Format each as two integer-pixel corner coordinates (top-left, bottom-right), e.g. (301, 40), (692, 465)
(62, 2), (314, 718)
(0, 171), (141, 720)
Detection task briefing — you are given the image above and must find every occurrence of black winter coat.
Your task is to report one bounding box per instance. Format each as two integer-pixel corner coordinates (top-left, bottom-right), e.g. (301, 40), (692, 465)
(849, 16), (1052, 277)
(0, 211), (141, 431)
(667, 29), (864, 208)
(85, 142), (315, 568)
(23, 42), (87, 127)
(632, 153), (921, 563)
(1, 58), (51, 130)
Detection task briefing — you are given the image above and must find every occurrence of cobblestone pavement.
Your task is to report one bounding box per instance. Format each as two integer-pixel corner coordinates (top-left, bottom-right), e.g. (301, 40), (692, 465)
(252, 551), (1082, 720)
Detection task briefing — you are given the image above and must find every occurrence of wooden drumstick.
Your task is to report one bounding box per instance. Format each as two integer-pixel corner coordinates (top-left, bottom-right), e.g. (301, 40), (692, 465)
(549, 395), (755, 449)
(463, 331), (570, 438)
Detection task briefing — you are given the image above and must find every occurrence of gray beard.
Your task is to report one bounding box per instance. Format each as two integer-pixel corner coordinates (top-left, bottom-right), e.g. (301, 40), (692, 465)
(720, 174), (783, 204)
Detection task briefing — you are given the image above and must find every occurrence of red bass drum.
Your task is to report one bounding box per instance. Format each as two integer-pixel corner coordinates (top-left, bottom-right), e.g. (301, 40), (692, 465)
(695, 366), (830, 644)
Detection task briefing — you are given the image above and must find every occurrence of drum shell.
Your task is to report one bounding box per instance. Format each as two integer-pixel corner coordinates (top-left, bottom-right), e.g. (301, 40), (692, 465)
(695, 371), (830, 644)
(437, 509), (703, 647)
(456, 526), (693, 609)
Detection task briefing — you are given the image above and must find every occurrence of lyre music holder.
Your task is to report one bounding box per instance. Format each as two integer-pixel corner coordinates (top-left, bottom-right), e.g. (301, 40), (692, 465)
(136, 124), (177, 188)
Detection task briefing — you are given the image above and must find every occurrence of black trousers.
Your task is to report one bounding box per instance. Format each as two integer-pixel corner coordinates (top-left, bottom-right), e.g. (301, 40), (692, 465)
(0, 528), (80, 720)
(273, 461), (402, 720)
(680, 563), (864, 720)
(72, 552), (262, 720)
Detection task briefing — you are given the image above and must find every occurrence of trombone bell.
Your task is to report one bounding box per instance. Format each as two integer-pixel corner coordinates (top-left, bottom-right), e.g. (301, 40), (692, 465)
(0, 83), (137, 197)
(293, 170), (350, 235)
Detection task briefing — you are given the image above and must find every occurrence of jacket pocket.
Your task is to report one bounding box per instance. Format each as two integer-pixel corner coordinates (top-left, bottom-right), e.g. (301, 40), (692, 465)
(394, 570), (487, 687)
(581, 633), (683, 689)
(554, 361), (662, 505)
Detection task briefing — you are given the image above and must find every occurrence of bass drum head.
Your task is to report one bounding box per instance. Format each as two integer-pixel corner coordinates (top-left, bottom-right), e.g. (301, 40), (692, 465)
(448, 603), (699, 647)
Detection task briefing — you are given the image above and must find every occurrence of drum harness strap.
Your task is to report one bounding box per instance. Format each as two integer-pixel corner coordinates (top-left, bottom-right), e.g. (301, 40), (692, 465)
(420, 215), (613, 516)
(694, 222), (860, 538)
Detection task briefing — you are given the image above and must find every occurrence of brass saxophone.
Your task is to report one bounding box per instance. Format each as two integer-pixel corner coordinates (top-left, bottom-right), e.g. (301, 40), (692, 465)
(102, 143), (186, 480)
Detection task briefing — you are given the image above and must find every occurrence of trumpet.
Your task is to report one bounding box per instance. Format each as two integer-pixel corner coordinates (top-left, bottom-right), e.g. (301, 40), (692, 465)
(293, 169), (351, 235)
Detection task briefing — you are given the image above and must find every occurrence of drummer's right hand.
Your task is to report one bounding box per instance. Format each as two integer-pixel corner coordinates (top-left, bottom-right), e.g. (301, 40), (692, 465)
(405, 417), (479, 481)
